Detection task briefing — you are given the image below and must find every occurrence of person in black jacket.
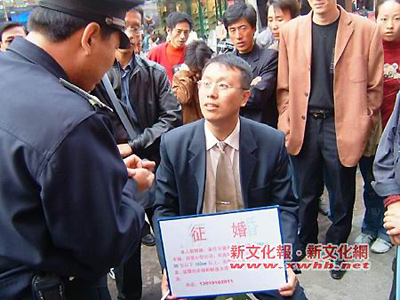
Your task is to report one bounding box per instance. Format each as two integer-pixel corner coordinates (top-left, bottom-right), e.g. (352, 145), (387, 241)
(92, 7), (181, 300)
(223, 2), (279, 128)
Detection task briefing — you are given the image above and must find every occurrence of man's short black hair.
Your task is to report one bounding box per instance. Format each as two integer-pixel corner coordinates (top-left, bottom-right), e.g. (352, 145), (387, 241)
(267, 0), (300, 19)
(166, 11), (193, 31)
(223, 2), (257, 29)
(0, 22), (26, 42)
(185, 40), (214, 73)
(203, 54), (252, 89)
(128, 6), (144, 25)
(28, 7), (115, 43)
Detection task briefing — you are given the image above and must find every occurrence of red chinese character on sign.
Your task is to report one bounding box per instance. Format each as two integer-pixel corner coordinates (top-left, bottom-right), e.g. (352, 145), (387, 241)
(337, 243), (353, 260)
(232, 221), (247, 238)
(276, 245), (284, 259)
(261, 244), (276, 259)
(322, 244), (338, 260)
(191, 226), (206, 242)
(306, 243), (322, 260)
(230, 245), (245, 259)
(246, 244), (261, 259)
(353, 244), (369, 260)
(283, 244), (293, 260)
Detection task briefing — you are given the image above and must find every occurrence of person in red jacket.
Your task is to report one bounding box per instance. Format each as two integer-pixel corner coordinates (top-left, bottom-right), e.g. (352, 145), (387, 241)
(148, 11), (193, 82)
(378, 0), (400, 129)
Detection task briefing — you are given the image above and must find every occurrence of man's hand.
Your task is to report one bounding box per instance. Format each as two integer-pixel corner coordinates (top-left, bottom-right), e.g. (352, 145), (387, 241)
(123, 154), (156, 192)
(251, 76), (262, 86)
(127, 168), (154, 193)
(384, 201), (400, 245)
(278, 267), (298, 297)
(123, 154), (156, 170)
(161, 269), (186, 300)
(118, 143), (133, 157)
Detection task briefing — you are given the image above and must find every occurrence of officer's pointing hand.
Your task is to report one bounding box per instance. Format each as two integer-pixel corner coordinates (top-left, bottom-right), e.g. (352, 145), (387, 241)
(124, 154), (156, 170)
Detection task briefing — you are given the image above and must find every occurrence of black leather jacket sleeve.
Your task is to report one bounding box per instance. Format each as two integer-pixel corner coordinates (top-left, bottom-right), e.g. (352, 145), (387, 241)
(127, 61), (182, 158)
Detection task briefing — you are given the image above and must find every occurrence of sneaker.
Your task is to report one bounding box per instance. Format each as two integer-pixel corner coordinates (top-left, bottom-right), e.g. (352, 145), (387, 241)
(354, 233), (375, 244)
(108, 268), (115, 280)
(371, 238), (392, 254)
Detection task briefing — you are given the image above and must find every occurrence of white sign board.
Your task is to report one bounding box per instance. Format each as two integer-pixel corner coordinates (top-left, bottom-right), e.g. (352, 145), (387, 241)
(158, 206), (288, 298)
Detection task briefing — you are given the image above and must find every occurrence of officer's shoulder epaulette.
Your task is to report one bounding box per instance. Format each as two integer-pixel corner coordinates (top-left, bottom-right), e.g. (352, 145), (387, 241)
(59, 78), (113, 112)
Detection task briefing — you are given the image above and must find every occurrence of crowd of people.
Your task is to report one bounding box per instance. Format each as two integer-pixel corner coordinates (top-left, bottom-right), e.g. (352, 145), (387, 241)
(1, 0), (400, 299)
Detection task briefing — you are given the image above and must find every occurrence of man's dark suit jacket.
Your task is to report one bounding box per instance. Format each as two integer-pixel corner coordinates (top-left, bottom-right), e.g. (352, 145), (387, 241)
(235, 44), (278, 128)
(153, 117), (298, 269)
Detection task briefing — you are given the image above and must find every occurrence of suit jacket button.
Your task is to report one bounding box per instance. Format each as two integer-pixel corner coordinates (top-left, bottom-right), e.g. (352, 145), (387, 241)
(304, 92), (309, 97)
(301, 115), (306, 120)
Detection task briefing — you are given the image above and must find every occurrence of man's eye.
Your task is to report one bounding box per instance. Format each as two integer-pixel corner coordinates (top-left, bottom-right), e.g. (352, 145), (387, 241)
(218, 83), (229, 90)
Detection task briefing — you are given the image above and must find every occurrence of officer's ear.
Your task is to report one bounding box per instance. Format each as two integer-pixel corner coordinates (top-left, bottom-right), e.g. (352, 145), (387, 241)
(81, 22), (102, 55)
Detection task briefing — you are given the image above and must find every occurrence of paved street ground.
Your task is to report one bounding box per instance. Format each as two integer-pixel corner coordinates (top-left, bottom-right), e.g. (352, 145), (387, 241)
(108, 171), (395, 300)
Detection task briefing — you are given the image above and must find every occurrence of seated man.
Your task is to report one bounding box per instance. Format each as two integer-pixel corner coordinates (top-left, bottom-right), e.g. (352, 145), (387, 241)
(153, 54), (306, 300)
(92, 7), (181, 300)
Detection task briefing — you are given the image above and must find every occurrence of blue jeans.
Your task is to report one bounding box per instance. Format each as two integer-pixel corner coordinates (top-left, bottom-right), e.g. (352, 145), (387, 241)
(359, 155), (390, 242)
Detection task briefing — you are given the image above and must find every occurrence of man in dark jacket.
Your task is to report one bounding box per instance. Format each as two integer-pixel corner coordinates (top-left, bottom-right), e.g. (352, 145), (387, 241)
(93, 7), (181, 300)
(223, 2), (278, 128)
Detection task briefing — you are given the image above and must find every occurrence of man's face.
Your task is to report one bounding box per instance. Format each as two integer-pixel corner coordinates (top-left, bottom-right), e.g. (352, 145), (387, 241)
(227, 18), (256, 54)
(307, 0), (337, 17)
(199, 62), (250, 127)
(167, 21), (190, 49)
(123, 10), (143, 53)
(377, 0), (400, 42)
(77, 29), (120, 91)
(268, 6), (292, 41)
(0, 26), (26, 51)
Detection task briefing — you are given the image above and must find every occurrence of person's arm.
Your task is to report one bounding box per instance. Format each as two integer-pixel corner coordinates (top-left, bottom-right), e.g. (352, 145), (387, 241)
(374, 93), (400, 245)
(373, 94), (400, 198)
(276, 31), (291, 139)
(244, 50), (278, 111)
(38, 113), (145, 274)
(384, 202), (400, 245)
(128, 68), (182, 156)
(366, 24), (384, 128)
(152, 134), (182, 269)
(270, 131), (299, 247)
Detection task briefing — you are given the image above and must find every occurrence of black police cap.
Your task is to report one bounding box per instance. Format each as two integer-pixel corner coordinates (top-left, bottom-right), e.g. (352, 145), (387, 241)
(38, 0), (144, 49)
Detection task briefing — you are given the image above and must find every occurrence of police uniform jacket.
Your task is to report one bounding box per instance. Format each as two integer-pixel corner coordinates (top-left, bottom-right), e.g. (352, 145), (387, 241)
(0, 38), (144, 298)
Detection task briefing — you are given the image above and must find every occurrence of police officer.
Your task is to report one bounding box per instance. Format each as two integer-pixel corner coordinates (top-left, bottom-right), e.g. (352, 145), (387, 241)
(0, 0), (153, 299)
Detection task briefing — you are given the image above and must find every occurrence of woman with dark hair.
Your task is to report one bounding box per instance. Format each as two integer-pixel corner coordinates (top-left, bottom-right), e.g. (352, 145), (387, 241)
(267, 0), (300, 43)
(172, 40), (213, 124)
